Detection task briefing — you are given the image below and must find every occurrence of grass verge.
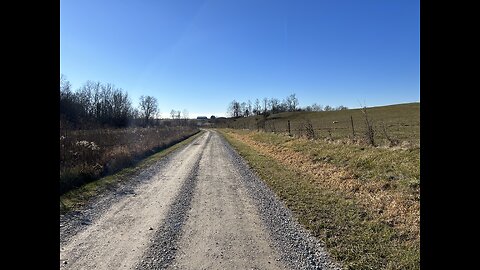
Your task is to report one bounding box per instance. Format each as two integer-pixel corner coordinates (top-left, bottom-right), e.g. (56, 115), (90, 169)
(60, 130), (204, 215)
(219, 129), (419, 270)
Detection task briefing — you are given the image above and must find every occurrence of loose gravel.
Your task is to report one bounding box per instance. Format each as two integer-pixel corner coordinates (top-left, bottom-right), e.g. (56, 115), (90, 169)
(135, 133), (211, 269)
(59, 130), (343, 269)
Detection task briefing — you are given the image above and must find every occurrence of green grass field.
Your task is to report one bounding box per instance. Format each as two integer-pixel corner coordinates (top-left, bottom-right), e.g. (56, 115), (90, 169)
(218, 102), (419, 147)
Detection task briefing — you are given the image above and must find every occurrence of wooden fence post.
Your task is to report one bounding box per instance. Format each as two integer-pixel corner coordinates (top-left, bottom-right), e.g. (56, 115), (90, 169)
(350, 115), (355, 137)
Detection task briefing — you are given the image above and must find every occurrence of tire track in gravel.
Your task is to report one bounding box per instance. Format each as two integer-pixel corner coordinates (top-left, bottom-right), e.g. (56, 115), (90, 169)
(168, 130), (287, 270)
(135, 133), (211, 269)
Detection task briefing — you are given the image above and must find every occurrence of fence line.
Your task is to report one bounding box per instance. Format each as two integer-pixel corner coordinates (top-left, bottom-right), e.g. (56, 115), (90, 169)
(221, 116), (419, 146)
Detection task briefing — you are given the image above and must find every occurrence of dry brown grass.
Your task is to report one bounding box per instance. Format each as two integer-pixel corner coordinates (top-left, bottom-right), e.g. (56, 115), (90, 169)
(220, 129), (419, 269)
(226, 130), (419, 243)
(60, 130), (205, 215)
(60, 126), (199, 194)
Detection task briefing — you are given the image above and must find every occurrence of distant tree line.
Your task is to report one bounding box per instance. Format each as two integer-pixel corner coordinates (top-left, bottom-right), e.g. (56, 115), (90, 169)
(227, 93), (348, 118)
(60, 74), (158, 129)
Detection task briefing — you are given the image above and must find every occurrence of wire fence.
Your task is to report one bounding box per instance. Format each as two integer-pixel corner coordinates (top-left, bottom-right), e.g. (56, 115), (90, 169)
(218, 115), (420, 147)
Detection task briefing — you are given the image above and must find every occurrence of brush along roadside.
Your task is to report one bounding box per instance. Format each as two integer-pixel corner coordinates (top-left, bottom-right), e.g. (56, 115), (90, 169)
(60, 127), (199, 195)
(60, 130), (205, 215)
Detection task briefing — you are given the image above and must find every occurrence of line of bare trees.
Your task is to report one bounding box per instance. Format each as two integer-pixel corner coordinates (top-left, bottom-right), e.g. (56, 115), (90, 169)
(60, 74), (159, 128)
(167, 109), (191, 126)
(227, 93), (348, 118)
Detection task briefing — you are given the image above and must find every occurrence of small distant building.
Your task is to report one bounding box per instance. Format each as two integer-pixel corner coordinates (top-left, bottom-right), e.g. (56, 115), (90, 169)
(196, 116), (210, 127)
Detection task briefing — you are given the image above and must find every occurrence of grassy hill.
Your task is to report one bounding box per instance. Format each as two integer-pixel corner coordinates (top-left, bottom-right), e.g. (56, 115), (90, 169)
(217, 102), (420, 146)
(214, 102), (420, 269)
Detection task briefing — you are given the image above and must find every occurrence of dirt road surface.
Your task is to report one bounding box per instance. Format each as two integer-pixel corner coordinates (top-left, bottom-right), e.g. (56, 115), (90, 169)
(60, 130), (342, 270)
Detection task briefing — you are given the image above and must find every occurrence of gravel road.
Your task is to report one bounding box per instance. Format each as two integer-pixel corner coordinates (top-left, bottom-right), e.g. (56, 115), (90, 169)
(60, 130), (342, 270)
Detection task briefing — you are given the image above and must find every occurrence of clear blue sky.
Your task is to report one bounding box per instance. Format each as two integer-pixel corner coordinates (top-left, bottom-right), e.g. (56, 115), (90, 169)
(60, 0), (419, 118)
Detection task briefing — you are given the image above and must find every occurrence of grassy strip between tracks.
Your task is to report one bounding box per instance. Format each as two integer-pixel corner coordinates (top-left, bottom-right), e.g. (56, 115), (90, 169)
(219, 129), (419, 270)
(60, 130), (205, 215)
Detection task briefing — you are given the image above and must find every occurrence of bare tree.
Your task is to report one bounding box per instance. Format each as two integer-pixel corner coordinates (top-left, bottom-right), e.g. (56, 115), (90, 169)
(111, 88), (132, 127)
(60, 76), (138, 128)
(132, 108), (140, 119)
(76, 81), (96, 119)
(269, 98), (280, 114)
(291, 94), (299, 111)
(286, 93), (299, 111)
(170, 109), (176, 119)
(228, 100), (241, 117)
(139, 95), (158, 126)
(311, 103), (323, 111)
(59, 74), (79, 125)
(361, 106), (376, 146)
(97, 83), (115, 124)
(60, 74), (71, 94)
(254, 98), (261, 115)
(92, 82), (102, 119)
(240, 102), (247, 117)
(176, 110), (181, 120)
(263, 98), (268, 114)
